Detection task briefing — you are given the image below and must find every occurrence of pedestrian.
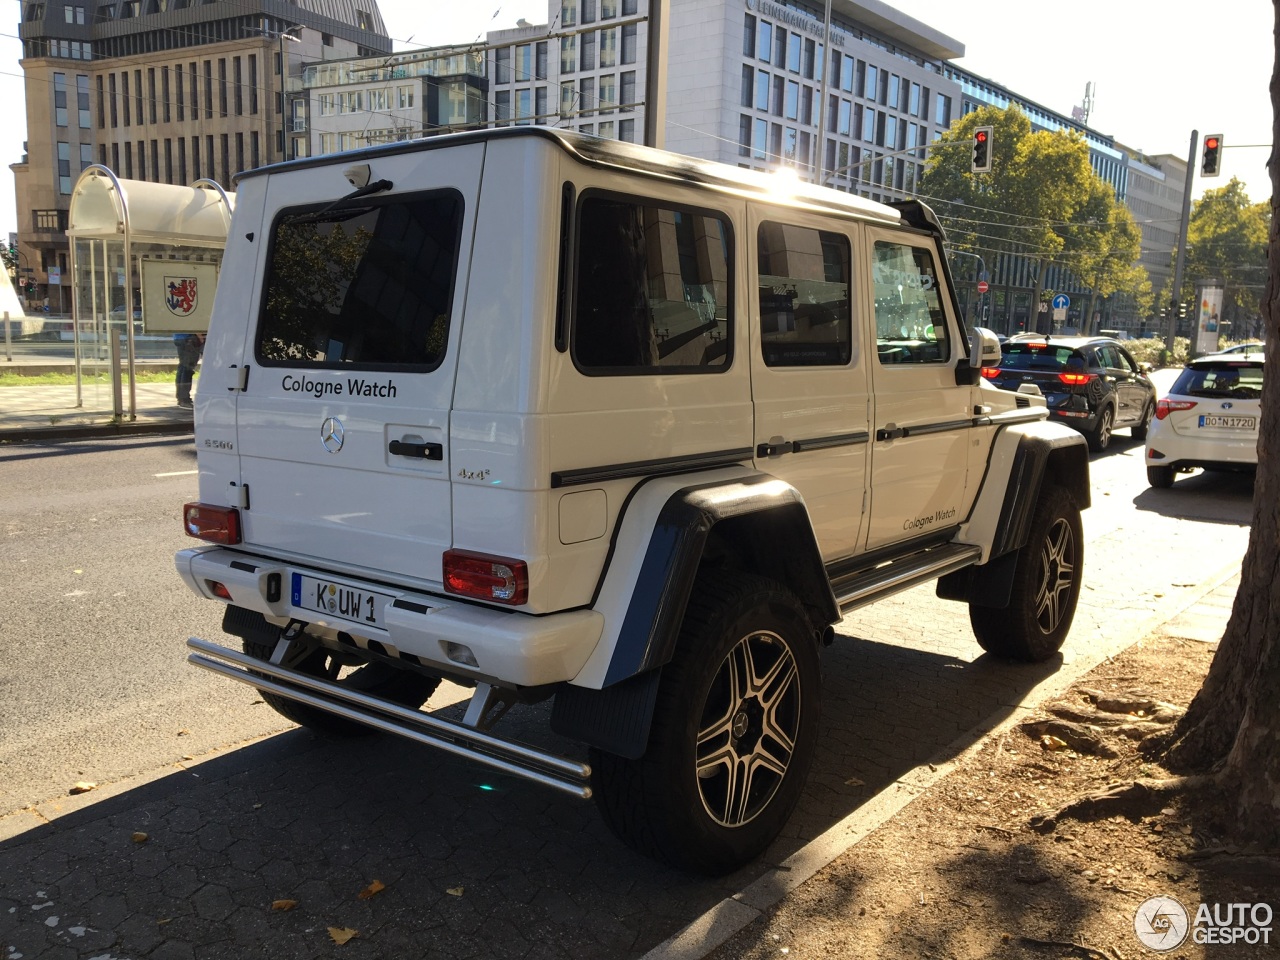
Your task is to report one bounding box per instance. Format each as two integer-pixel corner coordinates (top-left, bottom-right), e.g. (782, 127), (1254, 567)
(174, 332), (205, 408)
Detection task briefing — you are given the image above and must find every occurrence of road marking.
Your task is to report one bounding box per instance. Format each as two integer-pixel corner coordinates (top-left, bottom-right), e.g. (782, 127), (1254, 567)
(155, 470), (198, 477)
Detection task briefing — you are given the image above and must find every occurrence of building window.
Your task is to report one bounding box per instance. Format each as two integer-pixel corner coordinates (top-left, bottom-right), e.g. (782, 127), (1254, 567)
(95, 74), (104, 129)
(863, 64), (878, 101)
(536, 86), (547, 122)
(581, 76), (595, 115)
(147, 67), (156, 123)
(599, 74), (615, 114)
(248, 55), (258, 114)
(773, 27), (786, 67)
(744, 13), (756, 58)
(233, 57), (243, 115)
(536, 41), (548, 80)
(753, 118), (767, 160)
(583, 0), (596, 23)
(784, 80), (798, 121)
(787, 33), (800, 73)
(54, 72), (68, 127)
(218, 59), (227, 117)
(758, 21), (771, 63)
(738, 114), (751, 157)
(561, 81), (576, 118)
(121, 71), (130, 125)
(620, 70), (634, 113)
(562, 0), (577, 28)
(622, 23), (637, 64)
(934, 93), (950, 127)
(755, 70), (768, 111)
(79, 141), (92, 172)
(516, 88), (531, 124)
(495, 89), (510, 125)
(582, 32), (596, 71)
(161, 67), (170, 123)
(600, 28), (617, 68)
(561, 35), (577, 73)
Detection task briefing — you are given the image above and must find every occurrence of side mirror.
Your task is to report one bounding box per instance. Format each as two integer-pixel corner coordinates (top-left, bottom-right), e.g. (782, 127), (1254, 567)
(970, 326), (1002, 369)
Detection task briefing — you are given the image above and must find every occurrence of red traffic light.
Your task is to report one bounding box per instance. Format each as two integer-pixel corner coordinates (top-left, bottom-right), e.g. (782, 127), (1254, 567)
(1205, 136), (1219, 150)
(975, 130), (988, 143)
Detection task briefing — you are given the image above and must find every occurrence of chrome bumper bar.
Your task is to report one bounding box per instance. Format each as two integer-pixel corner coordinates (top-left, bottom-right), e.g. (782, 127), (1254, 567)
(187, 637), (593, 799)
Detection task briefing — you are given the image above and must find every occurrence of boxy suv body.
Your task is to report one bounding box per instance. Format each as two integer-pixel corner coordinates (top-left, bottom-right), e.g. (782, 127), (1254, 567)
(177, 128), (1090, 874)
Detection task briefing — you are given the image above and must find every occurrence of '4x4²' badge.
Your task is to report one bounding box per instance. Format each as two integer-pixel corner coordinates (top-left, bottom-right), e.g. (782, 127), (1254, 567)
(165, 276), (198, 317)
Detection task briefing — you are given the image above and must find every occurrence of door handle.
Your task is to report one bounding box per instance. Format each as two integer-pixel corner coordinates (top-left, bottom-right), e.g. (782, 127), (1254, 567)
(389, 439), (443, 460)
(756, 440), (796, 457)
(876, 426), (907, 441)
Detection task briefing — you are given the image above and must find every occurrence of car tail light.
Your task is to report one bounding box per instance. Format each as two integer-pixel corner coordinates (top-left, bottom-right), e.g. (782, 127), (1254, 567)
(183, 502), (241, 544)
(443, 549), (529, 605)
(1155, 398), (1197, 421)
(980, 366), (1001, 380)
(1057, 371), (1094, 386)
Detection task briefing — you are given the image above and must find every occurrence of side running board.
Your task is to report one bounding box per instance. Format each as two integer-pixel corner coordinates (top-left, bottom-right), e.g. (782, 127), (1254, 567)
(829, 542), (982, 615)
(186, 637), (592, 799)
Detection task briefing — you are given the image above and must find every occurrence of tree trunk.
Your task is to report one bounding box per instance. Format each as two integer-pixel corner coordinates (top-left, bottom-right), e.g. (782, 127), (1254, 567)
(1161, 1), (1280, 847)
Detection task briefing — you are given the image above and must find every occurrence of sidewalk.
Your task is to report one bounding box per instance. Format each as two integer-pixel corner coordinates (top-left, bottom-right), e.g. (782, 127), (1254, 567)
(0, 368), (193, 442)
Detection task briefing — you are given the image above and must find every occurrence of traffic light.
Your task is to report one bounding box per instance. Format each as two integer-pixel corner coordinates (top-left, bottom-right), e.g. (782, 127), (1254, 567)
(1201, 134), (1223, 177)
(1178, 302), (1188, 320)
(24, 280), (35, 296)
(971, 126), (993, 174)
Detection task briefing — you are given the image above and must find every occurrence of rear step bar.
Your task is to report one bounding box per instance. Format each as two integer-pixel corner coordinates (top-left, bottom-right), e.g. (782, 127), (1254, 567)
(830, 542), (982, 615)
(187, 637), (593, 799)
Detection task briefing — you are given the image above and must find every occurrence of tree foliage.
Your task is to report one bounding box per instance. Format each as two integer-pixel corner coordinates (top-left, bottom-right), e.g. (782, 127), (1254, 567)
(1184, 177), (1270, 320)
(918, 105), (1150, 324)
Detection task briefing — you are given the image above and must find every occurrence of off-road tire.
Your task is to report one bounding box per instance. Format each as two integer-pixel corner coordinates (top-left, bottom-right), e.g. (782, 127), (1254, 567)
(243, 638), (440, 737)
(590, 572), (820, 876)
(1146, 464), (1175, 489)
(970, 485), (1082, 662)
(1131, 402), (1154, 442)
(1088, 406), (1114, 452)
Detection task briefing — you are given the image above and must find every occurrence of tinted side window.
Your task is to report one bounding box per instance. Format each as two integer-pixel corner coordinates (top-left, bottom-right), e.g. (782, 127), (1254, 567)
(256, 192), (462, 369)
(757, 221), (851, 367)
(572, 194), (732, 374)
(872, 240), (949, 364)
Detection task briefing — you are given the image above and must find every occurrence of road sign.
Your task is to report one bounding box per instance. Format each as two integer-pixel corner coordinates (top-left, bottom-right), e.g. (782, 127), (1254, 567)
(1051, 294), (1070, 310)
(976, 280), (989, 294)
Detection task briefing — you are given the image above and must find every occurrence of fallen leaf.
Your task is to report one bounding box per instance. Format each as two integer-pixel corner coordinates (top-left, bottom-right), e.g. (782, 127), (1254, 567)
(844, 777), (865, 787)
(131, 832), (149, 843)
(157, 918), (171, 926)
(446, 886), (464, 897)
(356, 880), (385, 901)
(328, 926), (358, 945)
(271, 899), (298, 912)
(176, 729), (190, 736)
(1039, 735), (1068, 751)
(181, 755), (195, 761)
(69, 781), (97, 795)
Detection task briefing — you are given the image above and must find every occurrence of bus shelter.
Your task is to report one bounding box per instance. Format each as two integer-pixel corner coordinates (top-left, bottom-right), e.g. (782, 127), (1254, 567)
(67, 166), (234, 419)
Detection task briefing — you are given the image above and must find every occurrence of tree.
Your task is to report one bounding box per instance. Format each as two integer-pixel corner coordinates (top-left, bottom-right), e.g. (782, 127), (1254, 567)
(1071, 178), (1150, 333)
(918, 105), (1127, 330)
(1159, 4), (1280, 846)
(1184, 177), (1269, 335)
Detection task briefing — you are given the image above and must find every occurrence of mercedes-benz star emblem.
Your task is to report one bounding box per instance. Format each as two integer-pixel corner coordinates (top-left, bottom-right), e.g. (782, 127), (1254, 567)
(320, 417), (345, 453)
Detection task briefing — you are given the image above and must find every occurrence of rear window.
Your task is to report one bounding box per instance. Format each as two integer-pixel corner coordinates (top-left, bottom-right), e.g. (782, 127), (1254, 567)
(1000, 344), (1080, 371)
(255, 190), (463, 369)
(1172, 361), (1264, 399)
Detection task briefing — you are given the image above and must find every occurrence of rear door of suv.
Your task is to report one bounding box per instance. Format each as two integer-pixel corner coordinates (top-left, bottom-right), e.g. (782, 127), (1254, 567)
(229, 144), (483, 589)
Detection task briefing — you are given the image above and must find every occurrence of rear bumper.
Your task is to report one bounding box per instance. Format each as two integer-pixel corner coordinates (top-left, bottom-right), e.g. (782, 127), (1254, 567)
(1145, 430), (1259, 471)
(175, 546), (604, 687)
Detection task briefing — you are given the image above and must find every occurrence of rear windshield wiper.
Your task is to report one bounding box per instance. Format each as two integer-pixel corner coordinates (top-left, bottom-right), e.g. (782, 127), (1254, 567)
(285, 178), (396, 226)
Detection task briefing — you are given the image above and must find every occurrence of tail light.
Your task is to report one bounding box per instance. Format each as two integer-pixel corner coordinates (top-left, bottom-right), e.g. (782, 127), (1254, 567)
(1057, 371), (1095, 386)
(1156, 398), (1197, 421)
(980, 366), (1001, 380)
(183, 502), (241, 544)
(443, 549), (529, 605)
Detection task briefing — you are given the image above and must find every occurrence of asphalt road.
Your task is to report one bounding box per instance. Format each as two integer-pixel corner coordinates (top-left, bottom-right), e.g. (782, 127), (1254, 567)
(0, 423), (1255, 960)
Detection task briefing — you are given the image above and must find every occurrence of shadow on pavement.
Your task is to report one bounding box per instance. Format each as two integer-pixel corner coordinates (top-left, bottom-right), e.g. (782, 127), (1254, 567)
(0, 634), (1063, 959)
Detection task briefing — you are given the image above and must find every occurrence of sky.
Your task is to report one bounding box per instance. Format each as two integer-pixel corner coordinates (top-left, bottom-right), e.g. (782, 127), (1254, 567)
(0, 0), (1273, 237)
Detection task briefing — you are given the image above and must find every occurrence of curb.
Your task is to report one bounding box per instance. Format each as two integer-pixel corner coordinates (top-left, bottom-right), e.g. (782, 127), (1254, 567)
(0, 419), (193, 443)
(641, 560), (1242, 960)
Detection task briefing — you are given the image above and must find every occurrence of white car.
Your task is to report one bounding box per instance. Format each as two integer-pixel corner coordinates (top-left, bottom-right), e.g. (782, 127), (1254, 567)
(1146, 354), (1264, 488)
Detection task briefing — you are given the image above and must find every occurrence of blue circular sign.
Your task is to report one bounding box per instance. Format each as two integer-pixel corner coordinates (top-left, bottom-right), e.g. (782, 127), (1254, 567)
(1052, 294), (1071, 310)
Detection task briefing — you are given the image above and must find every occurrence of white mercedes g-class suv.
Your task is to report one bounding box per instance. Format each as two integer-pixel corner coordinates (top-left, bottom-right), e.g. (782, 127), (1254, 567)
(177, 128), (1090, 875)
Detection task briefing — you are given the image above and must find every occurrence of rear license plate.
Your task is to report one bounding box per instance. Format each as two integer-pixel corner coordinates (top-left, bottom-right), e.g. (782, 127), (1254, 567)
(291, 573), (393, 629)
(1198, 415), (1256, 429)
